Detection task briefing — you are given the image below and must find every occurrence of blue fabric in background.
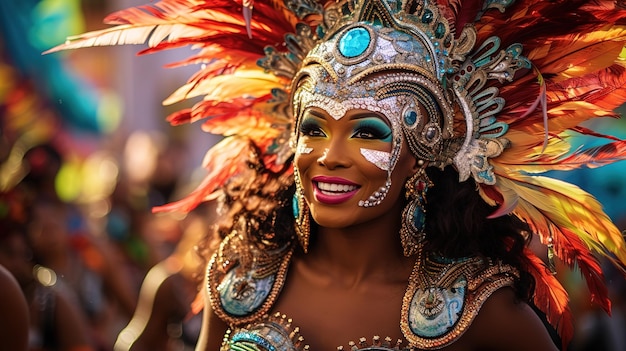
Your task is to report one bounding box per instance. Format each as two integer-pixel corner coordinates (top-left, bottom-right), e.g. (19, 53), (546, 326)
(0, 0), (102, 134)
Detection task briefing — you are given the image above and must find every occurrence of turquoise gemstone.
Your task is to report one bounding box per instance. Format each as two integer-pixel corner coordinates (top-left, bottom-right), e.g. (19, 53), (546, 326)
(404, 109), (418, 126)
(231, 332), (276, 351)
(435, 22), (446, 39)
(413, 204), (425, 230)
(292, 194), (299, 218)
(422, 9), (433, 23)
(339, 27), (371, 58)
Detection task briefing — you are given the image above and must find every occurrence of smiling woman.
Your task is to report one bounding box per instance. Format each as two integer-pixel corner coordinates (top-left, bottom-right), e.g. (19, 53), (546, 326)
(47, 0), (626, 350)
(295, 108), (416, 232)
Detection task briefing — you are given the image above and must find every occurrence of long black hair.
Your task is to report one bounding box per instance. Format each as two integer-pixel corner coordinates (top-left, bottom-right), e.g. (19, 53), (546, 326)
(424, 165), (535, 302)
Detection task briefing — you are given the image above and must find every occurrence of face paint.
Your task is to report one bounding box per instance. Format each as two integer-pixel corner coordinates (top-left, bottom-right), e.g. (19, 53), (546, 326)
(297, 143), (313, 155)
(360, 148), (392, 171)
(296, 93), (404, 208)
(352, 117), (393, 142)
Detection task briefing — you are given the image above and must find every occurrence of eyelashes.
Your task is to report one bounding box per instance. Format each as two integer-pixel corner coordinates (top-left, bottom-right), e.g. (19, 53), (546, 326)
(299, 118), (326, 137)
(352, 118), (392, 142)
(299, 116), (392, 142)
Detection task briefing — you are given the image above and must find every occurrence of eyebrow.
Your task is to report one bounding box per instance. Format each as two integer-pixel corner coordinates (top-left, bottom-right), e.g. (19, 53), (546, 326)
(304, 109), (326, 119)
(348, 112), (392, 128)
(304, 108), (391, 124)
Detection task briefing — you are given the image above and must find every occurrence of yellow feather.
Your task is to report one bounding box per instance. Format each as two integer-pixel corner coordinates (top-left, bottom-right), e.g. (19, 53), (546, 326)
(163, 70), (284, 105)
(529, 26), (626, 82)
(496, 175), (626, 264)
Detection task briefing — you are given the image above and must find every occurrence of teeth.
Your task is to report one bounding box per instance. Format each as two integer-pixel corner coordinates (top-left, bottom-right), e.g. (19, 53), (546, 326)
(317, 182), (357, 193)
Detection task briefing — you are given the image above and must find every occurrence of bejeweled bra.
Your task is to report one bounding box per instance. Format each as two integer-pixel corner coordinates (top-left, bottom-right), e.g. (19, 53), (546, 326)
(207, 234), (518, 350)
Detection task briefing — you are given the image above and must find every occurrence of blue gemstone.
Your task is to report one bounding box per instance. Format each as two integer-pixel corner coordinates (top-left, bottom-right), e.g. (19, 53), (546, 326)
(292, 194), (299, 218)
(422, 9), (434, 23)
(413, 205), (425, 230)
(404, 110), (418, 126)
(435, 22), (446, 39)
(339, 27), (371, 58)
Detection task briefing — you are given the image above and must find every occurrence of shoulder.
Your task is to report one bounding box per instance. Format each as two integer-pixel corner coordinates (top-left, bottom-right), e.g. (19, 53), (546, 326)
(0, 265), (27, 312)
(0, 265), (29, 351)
(206, 232), (294, 326)
(464, 287), (559, 351)
(402, 255), (521, 349)
(43, 284), (95, 350)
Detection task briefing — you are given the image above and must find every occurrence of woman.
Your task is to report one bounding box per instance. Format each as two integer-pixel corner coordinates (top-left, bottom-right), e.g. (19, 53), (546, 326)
(49, 0), (626, 350)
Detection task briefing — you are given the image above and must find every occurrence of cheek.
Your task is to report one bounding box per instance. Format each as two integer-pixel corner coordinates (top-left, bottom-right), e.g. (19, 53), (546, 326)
(294, 140), (316, 181)
(297, 142), (313, 155)
(360, 148), (392, 171)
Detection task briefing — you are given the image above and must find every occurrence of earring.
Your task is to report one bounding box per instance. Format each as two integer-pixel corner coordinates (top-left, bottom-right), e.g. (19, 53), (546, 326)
(400, 164), (432, 256)
(293, 167), (310, 253)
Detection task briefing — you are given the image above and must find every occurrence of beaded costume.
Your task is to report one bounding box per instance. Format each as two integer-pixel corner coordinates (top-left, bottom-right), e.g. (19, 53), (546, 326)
(208, 232), (520, 350)
(48, 0), (626, 349)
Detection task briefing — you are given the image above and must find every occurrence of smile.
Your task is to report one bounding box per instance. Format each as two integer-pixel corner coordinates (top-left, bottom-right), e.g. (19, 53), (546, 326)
(317, 182), (358, 194)
(311, 176), (360, 205)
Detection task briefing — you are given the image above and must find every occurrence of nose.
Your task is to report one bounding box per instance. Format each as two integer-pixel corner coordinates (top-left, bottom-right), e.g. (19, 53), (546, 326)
(317, 139), (351, 169)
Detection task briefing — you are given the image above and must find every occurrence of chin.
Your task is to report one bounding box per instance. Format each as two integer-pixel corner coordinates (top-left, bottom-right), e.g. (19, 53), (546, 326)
(310, 207), (359, 229)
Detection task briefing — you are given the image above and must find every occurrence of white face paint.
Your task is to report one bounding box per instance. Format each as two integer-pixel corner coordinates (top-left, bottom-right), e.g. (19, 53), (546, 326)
(297, 143), (313, 155)
(360, 148), (392, 171)
(297, 93), (404, 208)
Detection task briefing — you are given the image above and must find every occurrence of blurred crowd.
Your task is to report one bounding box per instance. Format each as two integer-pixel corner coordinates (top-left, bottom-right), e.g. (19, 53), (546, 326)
(2, 1), (626, 351)
(0, 137), (214, 351)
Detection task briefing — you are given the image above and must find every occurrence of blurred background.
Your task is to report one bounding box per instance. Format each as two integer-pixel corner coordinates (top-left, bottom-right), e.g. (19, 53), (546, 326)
(0, 1), (625, 350)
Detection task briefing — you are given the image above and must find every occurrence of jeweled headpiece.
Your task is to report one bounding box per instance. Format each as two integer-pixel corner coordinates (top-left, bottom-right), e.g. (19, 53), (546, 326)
(289, 0), (530, 191)
(48, 0), (626, 347)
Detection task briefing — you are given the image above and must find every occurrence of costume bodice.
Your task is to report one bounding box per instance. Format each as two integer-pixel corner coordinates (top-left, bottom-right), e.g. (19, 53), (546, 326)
(207, 234), (519, 350)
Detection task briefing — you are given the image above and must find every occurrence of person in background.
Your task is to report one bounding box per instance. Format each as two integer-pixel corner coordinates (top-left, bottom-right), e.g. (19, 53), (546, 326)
(114, 204), (216, 351)
(0, 263), (29, 351)
(0, 202), (96, 351)
(21, 144), (138, 350)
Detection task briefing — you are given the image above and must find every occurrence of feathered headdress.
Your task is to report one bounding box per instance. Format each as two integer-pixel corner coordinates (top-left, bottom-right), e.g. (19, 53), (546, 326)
(47, 0), (626, 347)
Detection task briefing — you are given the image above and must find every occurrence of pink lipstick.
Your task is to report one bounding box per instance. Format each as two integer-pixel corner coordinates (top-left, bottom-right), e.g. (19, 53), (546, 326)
(311, 176), (360, 205)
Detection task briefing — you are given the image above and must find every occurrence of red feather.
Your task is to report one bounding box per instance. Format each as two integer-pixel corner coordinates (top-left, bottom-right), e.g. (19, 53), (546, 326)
(523, 248), (573, 350)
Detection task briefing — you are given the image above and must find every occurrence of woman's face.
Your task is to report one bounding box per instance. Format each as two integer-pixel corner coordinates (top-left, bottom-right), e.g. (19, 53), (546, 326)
(295, 107), (417, 229)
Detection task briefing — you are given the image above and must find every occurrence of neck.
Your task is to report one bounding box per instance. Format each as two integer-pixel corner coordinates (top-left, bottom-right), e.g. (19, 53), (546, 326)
(301, 201), (414, 287)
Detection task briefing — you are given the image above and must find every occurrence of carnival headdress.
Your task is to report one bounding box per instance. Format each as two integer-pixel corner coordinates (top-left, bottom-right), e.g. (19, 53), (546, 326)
(47, 0), (626, 346)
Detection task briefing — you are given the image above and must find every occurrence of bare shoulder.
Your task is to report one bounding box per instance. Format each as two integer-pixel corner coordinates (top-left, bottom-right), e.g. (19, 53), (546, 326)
(0, 265), (29, 351)
(195, 268), (229, 351)
(464, 287), (559, 351)
(195, 303), (229, 351)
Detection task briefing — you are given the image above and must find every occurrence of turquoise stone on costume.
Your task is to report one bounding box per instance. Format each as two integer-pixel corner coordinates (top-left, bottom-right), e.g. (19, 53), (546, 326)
(404, 109), (418, 126)
(292, 193), (299, 218)
(421, 9), (434, 23)
(227, 318), (301, 351)
(408, 276), (467, 338)
(231, 331), (276, 351)
(338, 26), (371, 58)
(412, 201), (426, 231)
(218, 268), (276, 317)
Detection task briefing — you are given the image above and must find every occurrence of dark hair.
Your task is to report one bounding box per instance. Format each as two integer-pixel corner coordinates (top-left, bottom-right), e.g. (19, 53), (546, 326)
(193, 147), (296, 283)
(424, 166), (535, 302)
